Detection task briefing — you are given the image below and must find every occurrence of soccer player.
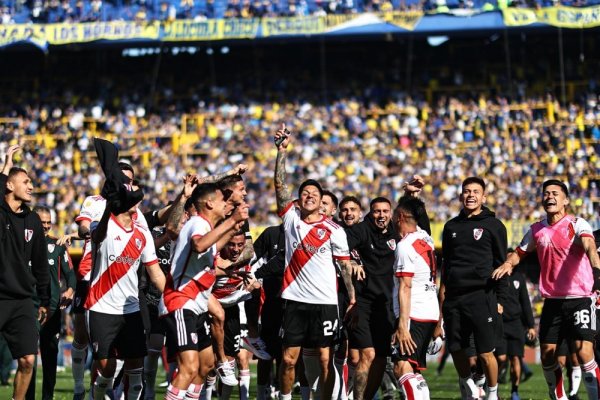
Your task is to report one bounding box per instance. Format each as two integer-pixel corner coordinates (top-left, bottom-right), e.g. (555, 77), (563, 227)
(0, 144), (50, 400)
(273, 124), (357, 400)
(85, 179), (166, 400)
(160, 183), (249, 400)
(35, 206), (76, 400)
(71, 161), (147, 400)
(392, 196), (438, 400)
(493, 179), (600, 400)
(440, 176), (507, 400)
(212, 230), (260, 400)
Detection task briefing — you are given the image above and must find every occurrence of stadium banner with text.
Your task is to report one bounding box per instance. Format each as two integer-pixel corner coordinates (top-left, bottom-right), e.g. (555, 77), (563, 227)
(502, 5), (600, 28)
(0, 21), (160, 48)
(162, 19), (260, 41)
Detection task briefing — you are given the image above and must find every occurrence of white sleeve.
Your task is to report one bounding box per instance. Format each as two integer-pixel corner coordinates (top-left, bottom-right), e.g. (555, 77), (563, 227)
(76, 196), (105, 223)
(331, 227), (350, 260)
(141, 229), (158, 265)
(574, 218), (594, 239)
(395, 243), (415, 277)
(517, 228), (536, 255)
(279, 202), (299, 231)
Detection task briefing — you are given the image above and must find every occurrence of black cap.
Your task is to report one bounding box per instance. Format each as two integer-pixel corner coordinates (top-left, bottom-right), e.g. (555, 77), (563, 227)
(298, 179), (323, 198)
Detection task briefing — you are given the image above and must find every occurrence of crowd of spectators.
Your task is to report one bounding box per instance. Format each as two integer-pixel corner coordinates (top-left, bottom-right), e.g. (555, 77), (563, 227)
(0, 0), (598, 24)
(1, 85), (600, 241)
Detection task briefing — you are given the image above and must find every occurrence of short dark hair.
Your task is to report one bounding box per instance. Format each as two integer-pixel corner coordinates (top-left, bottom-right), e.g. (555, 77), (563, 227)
(462, 177), (486, 191)
(340, 195), (363, 210)
(191, 183), (221, 211)
(369, 196), (391, 210)
(33, 205), (51, 215)
(298, 179), (323, 198)
(184, 197), (194, 211)
(542, 179), (569, 197)
(118, 162), (134, 176)
(217, 174), (243, 191)
(8, 167), (28, 179)
(395, 196), (426, 224)
(322, 190), (339, 208)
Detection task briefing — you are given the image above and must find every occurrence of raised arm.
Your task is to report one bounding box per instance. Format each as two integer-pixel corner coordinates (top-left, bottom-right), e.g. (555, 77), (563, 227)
(198, 164), (248, 184)
(165, 174), (198, 238)
(0, 144), (20, 198)
(274, 123), (293, 214)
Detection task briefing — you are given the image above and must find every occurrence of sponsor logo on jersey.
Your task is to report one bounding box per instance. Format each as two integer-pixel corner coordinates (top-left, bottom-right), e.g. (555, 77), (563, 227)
(108, 254), (139, 266)
(49, 259), (55, 265)
(24, 229), (33, 242)
(387, 239), (396, 250)
(47, 244), (55, 253)
(292, 241), (327, 255)
(473, 228), (483, 241)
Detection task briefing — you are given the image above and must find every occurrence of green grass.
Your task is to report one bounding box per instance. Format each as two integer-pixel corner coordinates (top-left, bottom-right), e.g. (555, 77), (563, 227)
(0, 362), (574, 399)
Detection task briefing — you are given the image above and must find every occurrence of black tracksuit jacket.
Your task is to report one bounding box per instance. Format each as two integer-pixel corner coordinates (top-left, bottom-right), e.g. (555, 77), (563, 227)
(0, 173), (49, 307)
(441, 206), (508, 302)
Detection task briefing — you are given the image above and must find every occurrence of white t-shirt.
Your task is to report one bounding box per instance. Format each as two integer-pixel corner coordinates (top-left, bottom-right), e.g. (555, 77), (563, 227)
(279, 202), (350, 305)
(393, 228), (439, 322)
(85, 215), (157, 314)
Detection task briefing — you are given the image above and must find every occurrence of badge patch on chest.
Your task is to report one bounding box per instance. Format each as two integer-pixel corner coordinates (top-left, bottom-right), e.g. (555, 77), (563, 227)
(24, 229), (33, 242)
(47, 244), (55, 253)
(473, 228), (483, 241)
(317, 229), (326, 240)
(387, 239), (396, 250)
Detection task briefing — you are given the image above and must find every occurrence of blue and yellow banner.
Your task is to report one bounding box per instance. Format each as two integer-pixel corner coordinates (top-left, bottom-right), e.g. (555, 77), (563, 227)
(502, 5), (600, 28)
(0, 11), (425, 48)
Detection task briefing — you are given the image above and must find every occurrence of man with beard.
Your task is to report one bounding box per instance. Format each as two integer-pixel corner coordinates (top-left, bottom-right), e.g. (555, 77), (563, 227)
(345, 178), (428, 400)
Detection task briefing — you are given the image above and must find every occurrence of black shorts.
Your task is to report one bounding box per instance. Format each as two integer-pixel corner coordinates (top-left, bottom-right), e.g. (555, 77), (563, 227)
(147, 305), (167, 336)
(0, 298), (38, 358)
(443, 289), (499, 354)
(503, 319), (526, 358)
(539, 297), (598, 344)
(260, 298), (283, 358)
(348, 297), (394, 356)
(224, 305), (241, 357)
(88, 311), (147, 360)
(164, 309), (212, 359)
(280, 300), (339, 348)
(394, 319), (436, 371)
(72, 280), (90, 314)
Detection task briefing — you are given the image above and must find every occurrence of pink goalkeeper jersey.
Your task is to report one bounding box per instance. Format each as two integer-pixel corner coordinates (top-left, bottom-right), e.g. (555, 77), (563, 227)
(279, 202), (350, 305)
(517, 215), (594, 299)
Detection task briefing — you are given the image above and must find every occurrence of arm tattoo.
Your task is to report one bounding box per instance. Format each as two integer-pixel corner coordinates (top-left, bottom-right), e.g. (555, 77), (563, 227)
(200, 170), (232, 184)
(338, 259), (356, 302)
(166, 197), (186, 235)
(274, 150), (292, 213)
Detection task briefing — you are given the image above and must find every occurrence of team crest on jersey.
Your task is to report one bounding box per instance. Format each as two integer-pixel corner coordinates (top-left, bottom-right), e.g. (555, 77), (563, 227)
(24, 229), (33, 242)
(317, 229), (326, 240)
(93, 342), (99, 352)
(191, 333), (198, 344)
(47, 244), (55, 253)
(473, 228), (483, 241)
(387, 239), (396, 250)
(513, 280), (520, 289)
(135, 238), (142, 250)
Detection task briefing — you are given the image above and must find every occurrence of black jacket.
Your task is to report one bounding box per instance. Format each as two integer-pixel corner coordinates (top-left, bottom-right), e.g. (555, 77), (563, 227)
(441, 206), (508, 301)
(346, 214), (400, 300)
(253, 224), (285, 299)
(501, 270), (535, 328)
(0, 173), (49, 306)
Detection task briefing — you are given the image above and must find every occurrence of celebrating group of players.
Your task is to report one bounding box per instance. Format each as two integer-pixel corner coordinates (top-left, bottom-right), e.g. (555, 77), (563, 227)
(2, 122), (600, 400)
